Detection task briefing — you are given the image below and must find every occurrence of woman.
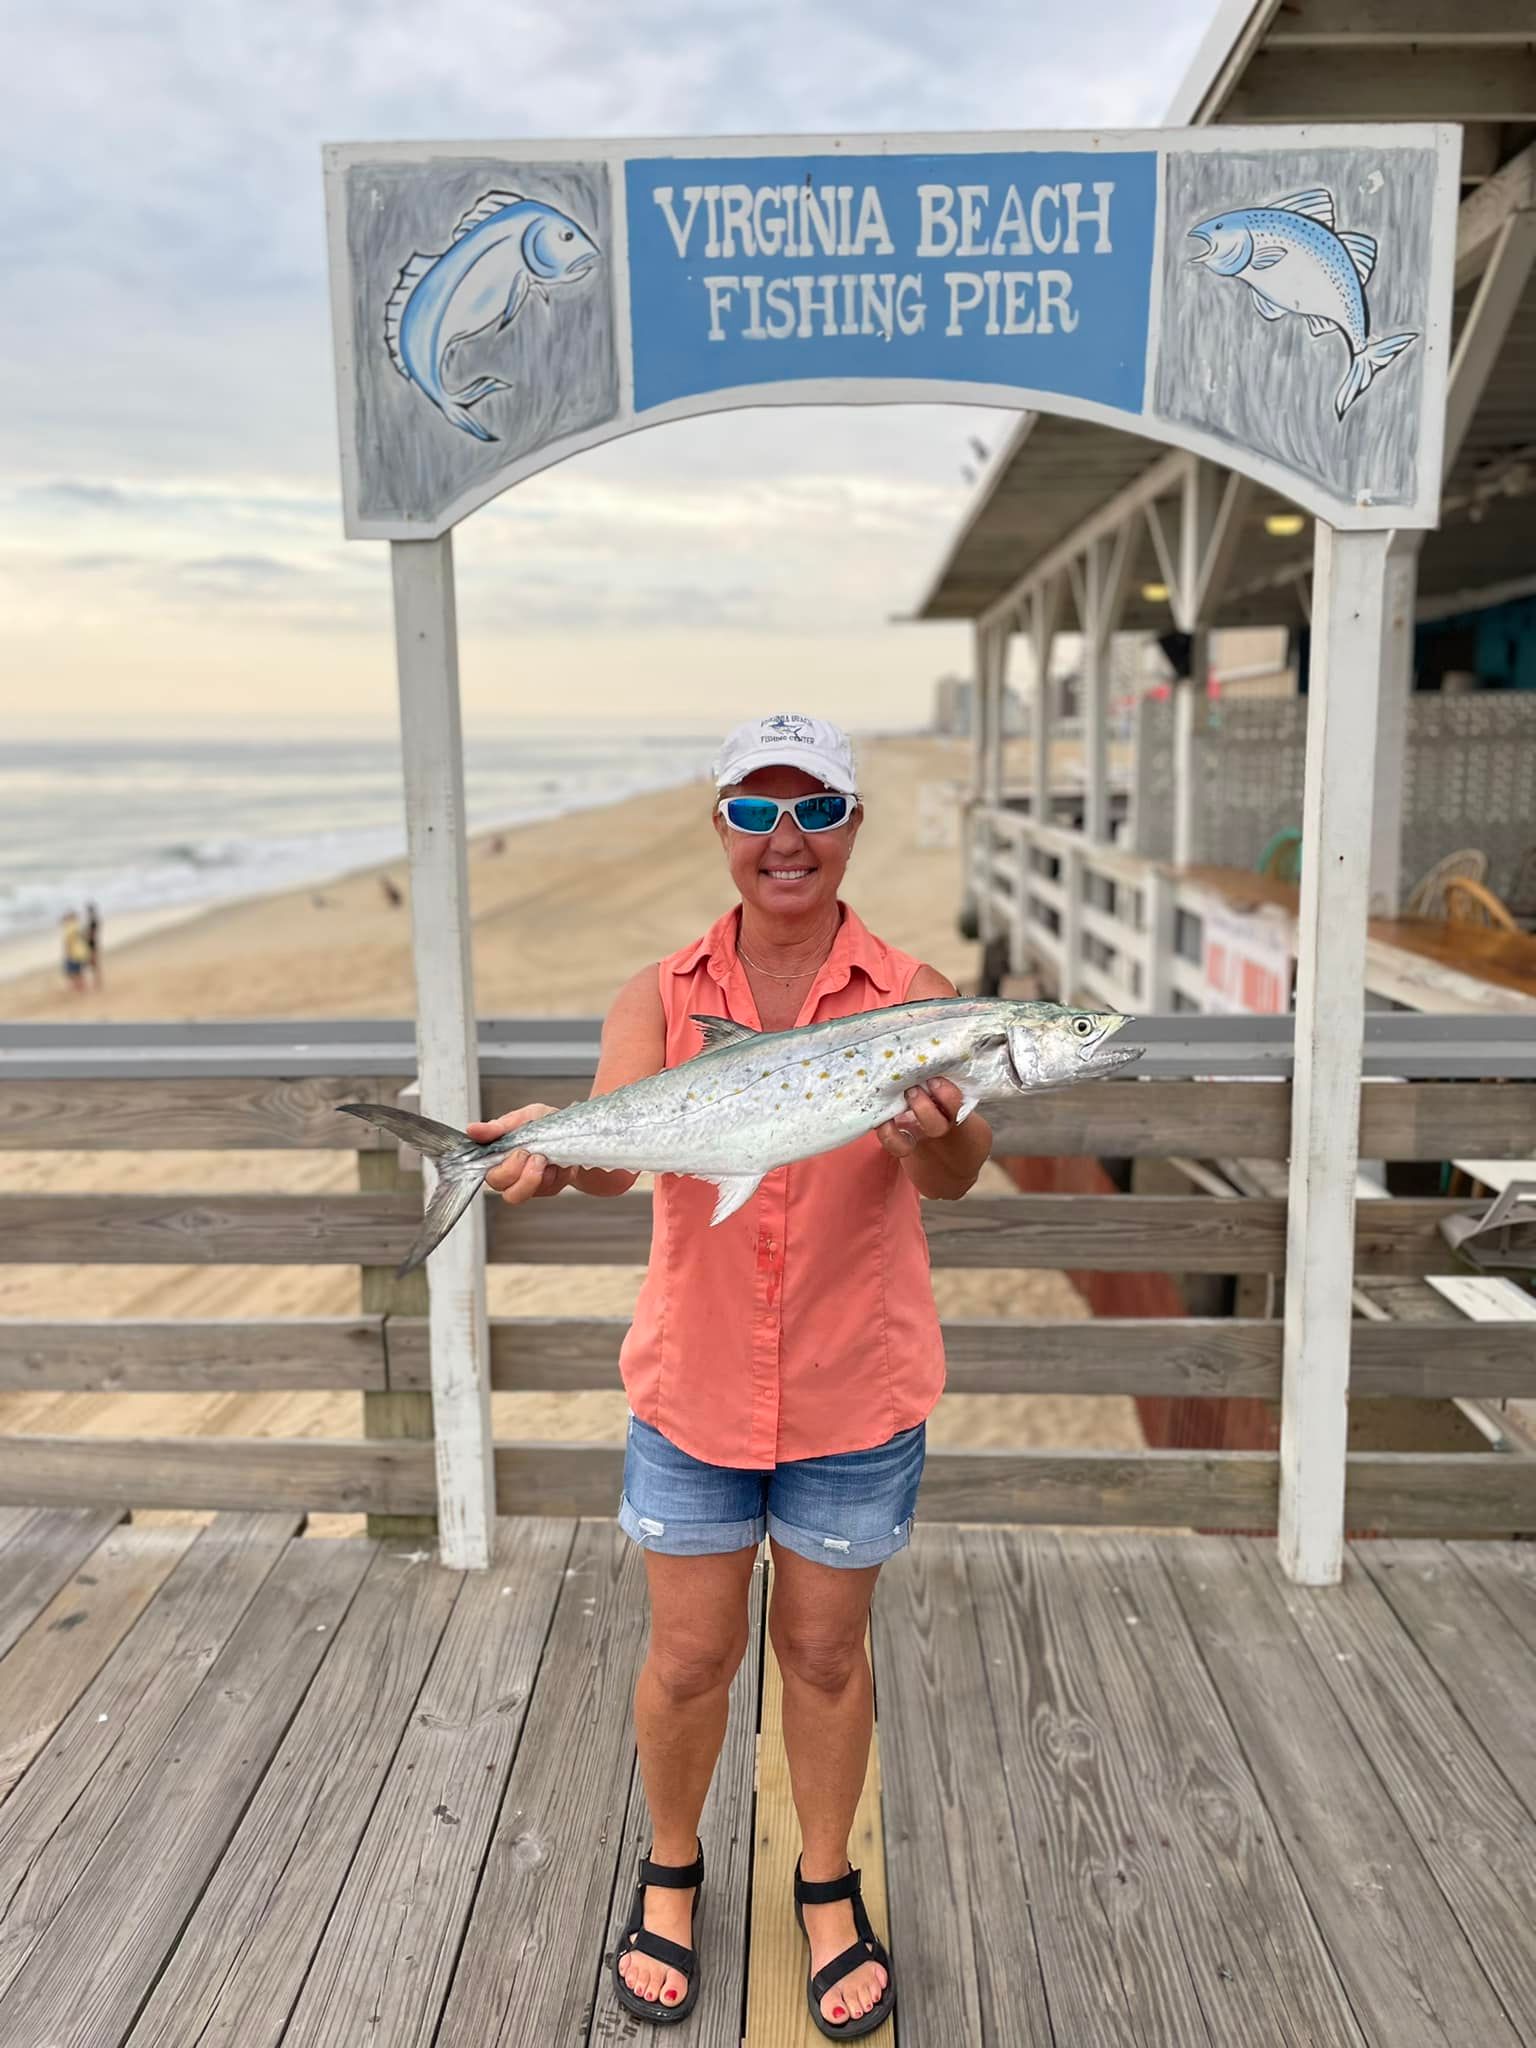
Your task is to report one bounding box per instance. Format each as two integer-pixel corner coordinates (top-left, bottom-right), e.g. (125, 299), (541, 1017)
(469, 714), (991, 2036)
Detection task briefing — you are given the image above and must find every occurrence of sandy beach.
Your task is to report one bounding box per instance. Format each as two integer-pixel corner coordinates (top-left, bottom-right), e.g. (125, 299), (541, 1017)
(0, 732), (1141, 1523)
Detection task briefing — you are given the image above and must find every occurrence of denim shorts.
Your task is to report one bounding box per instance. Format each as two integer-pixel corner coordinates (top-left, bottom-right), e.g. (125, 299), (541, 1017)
(618, 1413), (926, 1569)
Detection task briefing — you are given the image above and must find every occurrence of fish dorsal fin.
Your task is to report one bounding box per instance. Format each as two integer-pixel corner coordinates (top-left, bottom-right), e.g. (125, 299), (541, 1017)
(383, 253), (437, 376)
(453, 190), (523, 240)
(1272, 188), (1336, 228)
(1337, 229), (1378, 286)
(691, 1013), (761, 1053)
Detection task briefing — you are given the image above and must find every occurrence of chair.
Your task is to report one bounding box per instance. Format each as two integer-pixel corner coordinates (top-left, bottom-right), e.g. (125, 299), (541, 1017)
(1404, 849), (1488, 920)
(1442, 876), (1519, 932)
(1256, 828), (1303, 883)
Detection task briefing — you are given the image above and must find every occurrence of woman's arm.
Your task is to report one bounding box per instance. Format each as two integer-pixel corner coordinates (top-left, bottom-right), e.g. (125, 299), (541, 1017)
(469, 965), (666, 1206)
(874, 964), (993, 1200)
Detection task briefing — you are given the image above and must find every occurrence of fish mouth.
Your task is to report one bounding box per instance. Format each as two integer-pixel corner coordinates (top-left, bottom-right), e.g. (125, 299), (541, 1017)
(1091, 1041), (1145, 1075)
(1186, 228), (1214, 266)
(567, 255), (597, 280)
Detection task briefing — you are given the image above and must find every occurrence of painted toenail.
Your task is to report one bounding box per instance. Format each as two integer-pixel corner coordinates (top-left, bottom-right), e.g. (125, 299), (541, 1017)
(663, 1988), (678, 2002)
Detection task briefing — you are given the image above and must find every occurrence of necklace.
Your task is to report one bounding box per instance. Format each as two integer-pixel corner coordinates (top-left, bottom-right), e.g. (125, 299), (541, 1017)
(737, 930), (837, 983)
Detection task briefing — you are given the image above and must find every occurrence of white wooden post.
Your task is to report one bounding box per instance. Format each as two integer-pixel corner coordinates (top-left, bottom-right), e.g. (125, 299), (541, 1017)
(1279, 523), (1392, 1586)
(1368, 536), (1420, 915)
(1083, 542), (1109, 846)
(1171, 641), (1202, 870)
(1060, 843), (1084, 1006)
(1030, 577), (1059, 830)
(390, 535), (494, 1571)
(984, 622), (1006, 808)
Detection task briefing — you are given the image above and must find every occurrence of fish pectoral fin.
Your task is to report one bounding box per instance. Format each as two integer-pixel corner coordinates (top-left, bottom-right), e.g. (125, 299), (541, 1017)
(1271, 187), (1335, 227)
(699, 1173), (764, 1226)
(1305, 314), (1336, 340)
(951, 1089), (983, 1126)
(1249, 290), (1286, 322)
(453, 375), (511, 408)
(453, 190), (524, 240)
(1248, 242), (1288, 271)
(1337, 230), (1378, 287)
(691, 1014), (762, 1052)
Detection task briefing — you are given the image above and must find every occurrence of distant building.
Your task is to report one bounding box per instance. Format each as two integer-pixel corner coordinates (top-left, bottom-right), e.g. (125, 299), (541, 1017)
(932, 674), (1028, 737)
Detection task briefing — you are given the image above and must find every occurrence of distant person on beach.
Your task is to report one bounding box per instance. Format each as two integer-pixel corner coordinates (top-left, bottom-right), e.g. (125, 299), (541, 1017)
(60, 912), (90, 993)
(380, 875), (404, 908)
(84, 902), (101, 989)
(471, 713), (991, 2034)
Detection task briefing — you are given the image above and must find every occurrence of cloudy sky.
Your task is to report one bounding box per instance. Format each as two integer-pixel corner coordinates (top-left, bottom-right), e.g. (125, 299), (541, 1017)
(3, 0), (1216, 737)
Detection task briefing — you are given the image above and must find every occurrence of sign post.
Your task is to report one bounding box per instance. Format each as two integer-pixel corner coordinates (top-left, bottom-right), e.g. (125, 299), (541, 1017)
(324, 126), (1458, 1574)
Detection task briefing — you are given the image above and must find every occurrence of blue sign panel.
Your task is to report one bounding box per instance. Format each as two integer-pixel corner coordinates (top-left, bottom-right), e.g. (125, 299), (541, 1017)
(624, 152), (1158, 416)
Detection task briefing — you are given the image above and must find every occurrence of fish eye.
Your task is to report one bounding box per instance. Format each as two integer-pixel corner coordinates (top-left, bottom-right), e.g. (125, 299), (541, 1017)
(1072, 1017), (1094, 1037)
(560, 229), (574, 241)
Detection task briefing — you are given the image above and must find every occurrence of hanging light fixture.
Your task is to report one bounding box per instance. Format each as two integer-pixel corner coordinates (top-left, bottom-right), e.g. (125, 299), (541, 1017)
(1265, 511), (1307, 538)
(1141, 581), (1170, 602)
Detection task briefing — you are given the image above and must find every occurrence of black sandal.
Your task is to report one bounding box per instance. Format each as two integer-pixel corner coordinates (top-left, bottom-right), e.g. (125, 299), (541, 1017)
(612, 1838), (705, 2026)
(794, 1855), (897, 2039)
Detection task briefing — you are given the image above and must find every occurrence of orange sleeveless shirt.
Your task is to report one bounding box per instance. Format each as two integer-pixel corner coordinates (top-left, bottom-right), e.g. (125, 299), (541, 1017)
(617, 902), (947, 1469)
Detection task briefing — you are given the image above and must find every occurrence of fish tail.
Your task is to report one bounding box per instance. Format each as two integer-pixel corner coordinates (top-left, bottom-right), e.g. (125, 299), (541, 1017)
(441, 401), (499, 442)
(1335, 330), (1418, 418)
(336, 1103), (489, 1275)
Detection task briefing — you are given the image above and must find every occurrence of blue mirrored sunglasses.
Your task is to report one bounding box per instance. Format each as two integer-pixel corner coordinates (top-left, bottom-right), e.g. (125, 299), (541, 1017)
(716, 792), (855, 835)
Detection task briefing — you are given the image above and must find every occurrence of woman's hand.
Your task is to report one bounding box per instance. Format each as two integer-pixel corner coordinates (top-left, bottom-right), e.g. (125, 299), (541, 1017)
(467, 1104), (575, 1205)
(875, 1078), (965, 1158)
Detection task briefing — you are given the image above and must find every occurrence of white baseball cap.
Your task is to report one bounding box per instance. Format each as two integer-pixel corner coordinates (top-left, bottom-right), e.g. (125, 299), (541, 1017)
(713, 713), (859, 796)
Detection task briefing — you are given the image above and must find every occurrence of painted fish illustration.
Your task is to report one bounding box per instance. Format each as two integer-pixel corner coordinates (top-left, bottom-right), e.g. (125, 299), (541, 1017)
(384, 190), (601, 440)
(1187, 188), (1417, 419)
(339, 996), (1141, 1274)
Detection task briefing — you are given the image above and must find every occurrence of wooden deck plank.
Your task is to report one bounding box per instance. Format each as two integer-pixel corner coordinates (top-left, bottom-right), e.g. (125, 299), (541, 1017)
(1063, 1533), (1365, 2047)
(1359, 1543), (1536, 1821)
(126, 1541), (463, 2048)
(1164, 1539), (1522, 2047)
(0, 1507), (39, 1551)
(278, 1517), (574, 2048)
(0, 1534), (373, 2046)
(1253, 1541), (1536, 2034)
(965, 1526), (1214, 2047)
(1448, 1538), (1536, 1653)
(0, 1507), (124, 1659)
(433, 1522), (652, 2047)
(592, 1556), (765, 2047)
(871, 1525), (1052, 2046)
(0, 1523), (197, 1806)
(0, 1514), (300, 2006)
(746, 1565), (891, 2048)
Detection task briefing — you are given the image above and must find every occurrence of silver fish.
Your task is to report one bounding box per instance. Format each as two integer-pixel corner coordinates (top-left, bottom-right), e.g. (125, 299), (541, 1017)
(383, 189), (601, 440)
(340, 996), (1141, 1276)
(1187, 187), (1417, 418)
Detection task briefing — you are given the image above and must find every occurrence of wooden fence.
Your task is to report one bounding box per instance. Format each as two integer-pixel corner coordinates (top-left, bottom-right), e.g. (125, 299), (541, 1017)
(2, 1023), (1535, 1535)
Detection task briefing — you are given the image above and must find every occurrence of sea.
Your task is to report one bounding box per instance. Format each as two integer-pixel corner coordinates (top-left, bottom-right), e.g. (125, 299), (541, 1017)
(0, 730), (717, 978)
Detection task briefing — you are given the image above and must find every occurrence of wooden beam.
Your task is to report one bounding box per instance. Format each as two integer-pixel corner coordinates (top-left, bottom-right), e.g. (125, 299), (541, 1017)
(0, 1190), (1490, 1274)
(1280, 525), (1392, 1586)
(1369, 537), (1421, 916)
(0, 1317), (388, 1392)
(390, 534), (492, 1571)
(1267, 0), (1536, 42)
(1455, 138), (1536, 285)
(0, 1076), (412, 1150)
(1225, 47), (1536, 122)
(2, 1438), (1527, 1533)
(1444, 207), (1536, 474)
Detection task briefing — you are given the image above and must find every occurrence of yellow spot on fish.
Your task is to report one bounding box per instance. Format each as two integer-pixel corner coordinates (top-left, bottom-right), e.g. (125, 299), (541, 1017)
(806, 1090), (814, 1100)
(916, 1054), (928, 1064)
(762, 1070), (772, 1079)
(781, 1082), (789, 1091)
(844, 1050), (857, 1059)
(802, 1059), (811, 1067)
(687, 1090), (697, 1099)
(931, 1037), (941, 1046)
(819, 1071), (830, 1080)
(882, 1049), (894, 1060)
(857, 1069), (867, 1078)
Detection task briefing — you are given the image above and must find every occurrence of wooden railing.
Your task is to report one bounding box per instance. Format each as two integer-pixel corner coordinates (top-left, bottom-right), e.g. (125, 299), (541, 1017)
(967, 801), (1536, 1015)
(2, 1021), (1535, 1534)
